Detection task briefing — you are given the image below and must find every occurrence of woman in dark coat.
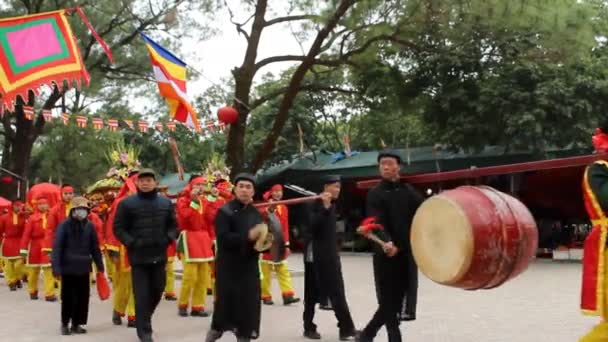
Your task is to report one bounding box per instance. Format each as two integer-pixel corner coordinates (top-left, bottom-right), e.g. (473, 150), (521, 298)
(51, 197), (105, 336)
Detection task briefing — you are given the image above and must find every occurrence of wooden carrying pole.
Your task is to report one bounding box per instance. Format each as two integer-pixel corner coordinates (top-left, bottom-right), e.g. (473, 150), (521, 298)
(253, 195), (322, 209)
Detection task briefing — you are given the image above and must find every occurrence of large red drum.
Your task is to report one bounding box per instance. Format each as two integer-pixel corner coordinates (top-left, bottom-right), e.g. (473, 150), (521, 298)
(410, 186), (538, 290)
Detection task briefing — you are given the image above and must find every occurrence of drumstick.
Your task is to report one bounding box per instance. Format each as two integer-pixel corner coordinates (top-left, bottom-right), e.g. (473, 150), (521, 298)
(356, 227), (386, 248)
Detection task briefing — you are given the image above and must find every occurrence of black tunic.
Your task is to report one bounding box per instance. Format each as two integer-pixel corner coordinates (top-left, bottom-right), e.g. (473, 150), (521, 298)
(302, 200), (356, 334)
(212, 200), (263, 339)
(360, 180), (424, 341)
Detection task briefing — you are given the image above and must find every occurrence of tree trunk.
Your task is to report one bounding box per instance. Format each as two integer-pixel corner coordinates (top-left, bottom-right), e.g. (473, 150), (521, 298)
(225, 0), (268, 178)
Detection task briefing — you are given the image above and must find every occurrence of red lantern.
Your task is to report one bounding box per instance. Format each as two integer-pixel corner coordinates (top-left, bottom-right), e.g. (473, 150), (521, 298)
(1, 176), (12, 184)
(217, 106), (239, 124)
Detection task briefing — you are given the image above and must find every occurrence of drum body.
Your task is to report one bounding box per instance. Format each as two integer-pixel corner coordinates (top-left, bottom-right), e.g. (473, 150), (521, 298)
(266, 212), (286, 262)
(411, 186), (538, 290)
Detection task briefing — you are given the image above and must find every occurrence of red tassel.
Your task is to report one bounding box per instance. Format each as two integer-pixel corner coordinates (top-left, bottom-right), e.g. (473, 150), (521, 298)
(68, 7), (114, 64)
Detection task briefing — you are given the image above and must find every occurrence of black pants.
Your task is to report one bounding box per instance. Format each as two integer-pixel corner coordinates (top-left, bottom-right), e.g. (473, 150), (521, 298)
(401, 254), (418, 317)
(61, 274), (90, 326)
(303, 261), (355, 334)
(131, 262), (166, 339)
(361, 255), (410, 342)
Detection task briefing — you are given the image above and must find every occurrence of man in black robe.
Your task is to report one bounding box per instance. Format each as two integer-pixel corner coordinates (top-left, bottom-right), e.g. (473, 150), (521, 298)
(357, 149), (424, 342)
(205, 173), (265, 342)
(302, 174), (358, 341)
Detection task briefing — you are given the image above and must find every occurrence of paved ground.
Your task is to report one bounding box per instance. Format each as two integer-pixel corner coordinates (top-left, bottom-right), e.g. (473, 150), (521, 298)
(0, 254), (596, 341)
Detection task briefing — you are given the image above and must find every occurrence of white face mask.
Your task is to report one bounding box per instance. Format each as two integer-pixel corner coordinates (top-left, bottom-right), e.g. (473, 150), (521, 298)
(72, 208), (88, 221)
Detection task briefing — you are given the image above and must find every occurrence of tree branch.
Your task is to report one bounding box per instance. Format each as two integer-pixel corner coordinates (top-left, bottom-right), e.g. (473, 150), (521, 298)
(264, 14), (318, 27)
(250, 0), (357, 171)
(254, 55), (306, 72)
(252, 84), (358, 109)
(224, 0), (252, 41)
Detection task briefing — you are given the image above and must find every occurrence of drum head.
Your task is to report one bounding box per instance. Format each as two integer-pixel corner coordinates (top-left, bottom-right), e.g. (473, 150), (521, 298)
(411, 195), (474, 285)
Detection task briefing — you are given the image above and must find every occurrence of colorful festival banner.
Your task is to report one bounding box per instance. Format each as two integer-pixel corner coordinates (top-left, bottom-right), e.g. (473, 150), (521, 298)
(0, 9), (112, 110)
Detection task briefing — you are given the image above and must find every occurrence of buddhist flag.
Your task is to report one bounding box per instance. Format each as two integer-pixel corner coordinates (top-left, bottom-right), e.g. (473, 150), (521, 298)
(22, 106), (34, 120)
(42, 109), (52, 122)
(140, 33), (200, 131)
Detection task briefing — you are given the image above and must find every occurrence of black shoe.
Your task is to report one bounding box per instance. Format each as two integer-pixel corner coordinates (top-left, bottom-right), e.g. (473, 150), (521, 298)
(127, 320), (136, 328)
(400, 312), (416, 321)
(207, 288), (213, 295)
(164, 294), (177, 301)
(16, 280), (22, 289)
(191, 310), (209, 317)
(140, 334), (154, 342)
(339, 330), (359, 341)
(71, 325), (87, 334)
(61, 325), (71, 335)
(355, 332), (372, 342)
(30, 293), (38, 300)
(178, 307), (188, 317)
(112, 311), (122, 325)
(303, 330), (322, 339)
(283, 295), (301, 305)
(45, 296), (57, 302)
(205, 329), (222, 342)
(262, 298), (274, 305)
(9, 284), (16, 291)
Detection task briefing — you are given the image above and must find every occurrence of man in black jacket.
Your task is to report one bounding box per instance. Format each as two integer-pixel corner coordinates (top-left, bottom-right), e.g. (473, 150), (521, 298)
(302, 175), (358, 341)
(114, 168), (178, 342)
(357, 149), (424, 342)
(52, 196), (105, 336)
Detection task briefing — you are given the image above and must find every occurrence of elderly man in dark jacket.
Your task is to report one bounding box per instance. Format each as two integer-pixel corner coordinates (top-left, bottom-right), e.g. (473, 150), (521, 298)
(51, 196), (105, 336)
(114, 168), (178, 342)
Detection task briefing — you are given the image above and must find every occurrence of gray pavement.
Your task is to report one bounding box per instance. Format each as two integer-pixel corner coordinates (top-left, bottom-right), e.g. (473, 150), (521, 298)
(0, 254), (596, 341)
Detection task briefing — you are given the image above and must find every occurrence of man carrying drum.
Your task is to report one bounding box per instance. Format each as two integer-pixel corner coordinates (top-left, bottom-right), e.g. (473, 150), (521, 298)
(357, 148), (424, 342)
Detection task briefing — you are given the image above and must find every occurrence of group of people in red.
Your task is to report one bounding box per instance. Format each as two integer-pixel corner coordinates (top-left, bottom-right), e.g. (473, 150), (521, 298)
(0, 185), (104, 300)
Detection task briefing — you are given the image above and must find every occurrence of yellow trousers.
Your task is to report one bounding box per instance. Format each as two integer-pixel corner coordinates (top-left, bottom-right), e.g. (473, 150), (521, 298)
(260, 261), (295, 300)
(165, 259), (175, 296)
(27, 266), (55, 298)
(3, 258), (24, 286)
(104, 253), (115, 281)
(179, 262), (210, 310)
(580, 252), (608, 341)
(113, 269), (135, 319)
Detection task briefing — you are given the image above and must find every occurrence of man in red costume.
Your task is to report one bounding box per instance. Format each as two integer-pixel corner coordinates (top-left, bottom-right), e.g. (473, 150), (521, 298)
(20, 196), (57, 301)
(580, 124), (608, 341)
(0, 200), (26, 290)
(177, 176), (215, 317)
(106, 173), (138, 328)
(260, 184), (300, 306)
(44, 185), (75, 254)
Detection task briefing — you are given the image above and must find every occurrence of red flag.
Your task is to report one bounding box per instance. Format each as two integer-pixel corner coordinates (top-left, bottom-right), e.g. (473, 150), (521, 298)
(138, 120), (148, 133)
(107, 119), (118, 131)
(23, 106), (34, 120)
(76, 115), (87, 128)
(42, 109), (52, 122)
(61, 113), (69, 125)
(92, 117), (104, 130)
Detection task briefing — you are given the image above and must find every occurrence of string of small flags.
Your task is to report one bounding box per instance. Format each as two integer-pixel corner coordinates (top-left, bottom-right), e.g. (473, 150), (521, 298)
(12, 106), (226, 134)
